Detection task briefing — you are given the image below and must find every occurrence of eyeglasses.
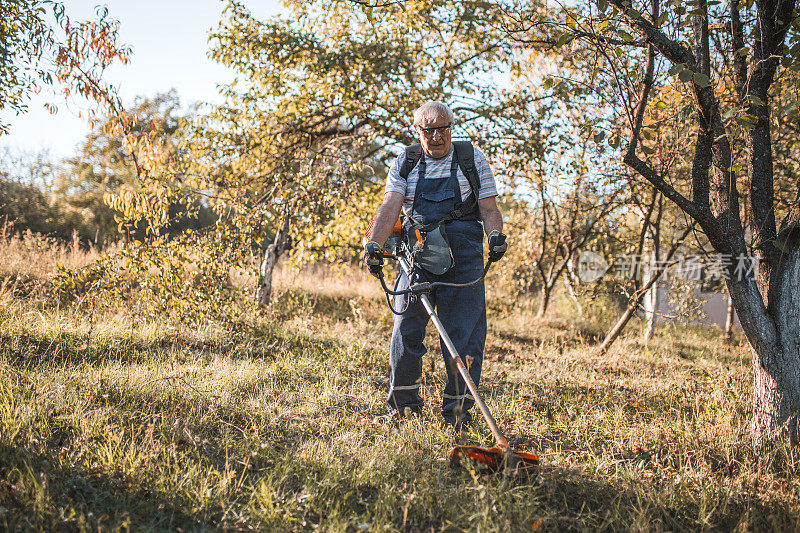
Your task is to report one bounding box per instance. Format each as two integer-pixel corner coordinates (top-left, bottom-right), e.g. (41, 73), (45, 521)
(416, 123), (452, 137)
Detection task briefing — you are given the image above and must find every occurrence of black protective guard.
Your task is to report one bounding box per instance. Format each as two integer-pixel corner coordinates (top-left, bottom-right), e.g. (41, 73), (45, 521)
(415, 222), (455, 276)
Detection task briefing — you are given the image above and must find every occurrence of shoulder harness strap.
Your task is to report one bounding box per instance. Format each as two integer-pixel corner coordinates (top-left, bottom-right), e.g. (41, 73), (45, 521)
(452, 141), (481, 199)
(399, 144), (423, 180)
(446, 140), (481, 221)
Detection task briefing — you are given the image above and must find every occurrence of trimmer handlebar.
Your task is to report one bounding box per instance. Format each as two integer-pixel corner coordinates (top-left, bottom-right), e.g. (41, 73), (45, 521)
(376, 259), (494, 297)
(375, 240), (496, 298)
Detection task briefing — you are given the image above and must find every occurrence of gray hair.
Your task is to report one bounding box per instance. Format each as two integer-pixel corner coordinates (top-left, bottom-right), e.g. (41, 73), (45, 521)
(413, 101), (454, 127)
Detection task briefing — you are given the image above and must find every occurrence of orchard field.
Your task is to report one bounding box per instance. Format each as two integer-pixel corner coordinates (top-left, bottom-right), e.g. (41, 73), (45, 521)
(3, 1), (800, 529)
(1, 233), (799, 532)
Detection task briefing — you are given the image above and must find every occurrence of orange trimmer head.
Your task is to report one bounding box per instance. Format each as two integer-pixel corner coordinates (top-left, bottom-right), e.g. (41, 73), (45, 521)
(449, 443), (539, 472)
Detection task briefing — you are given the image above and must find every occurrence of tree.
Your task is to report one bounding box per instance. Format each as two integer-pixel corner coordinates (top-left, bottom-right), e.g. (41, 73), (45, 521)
(0, 1), (131, 134)
(0, 147), (83, 238)
(596, 82), (698, 351)
(497, 170), (621, 317)
(474, 42), (628, 317)
(597, 195), (694, 354)
(60, 0), (560, 321)
(1, 0), (59, 131)
(510, 0), (800, 447)
(175, 0), (520, 304)
(56, 91), (211, 245)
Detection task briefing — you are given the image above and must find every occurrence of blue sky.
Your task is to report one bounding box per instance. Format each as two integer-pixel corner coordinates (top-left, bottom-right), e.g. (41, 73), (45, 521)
(0, 0), (285, 158)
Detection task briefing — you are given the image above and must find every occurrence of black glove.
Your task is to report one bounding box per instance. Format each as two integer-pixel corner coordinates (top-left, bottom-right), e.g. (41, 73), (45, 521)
(364, 241), (384, 278)
(488, 231), (507, 262)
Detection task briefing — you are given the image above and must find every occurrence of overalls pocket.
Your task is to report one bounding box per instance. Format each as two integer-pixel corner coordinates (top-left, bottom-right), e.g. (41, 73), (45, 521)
(415, 180), (457, 224)
(419, 187), (455, 203)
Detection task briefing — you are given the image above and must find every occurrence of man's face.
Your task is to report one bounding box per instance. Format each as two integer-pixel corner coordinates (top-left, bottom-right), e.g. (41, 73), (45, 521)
(415, 115), (452, 159)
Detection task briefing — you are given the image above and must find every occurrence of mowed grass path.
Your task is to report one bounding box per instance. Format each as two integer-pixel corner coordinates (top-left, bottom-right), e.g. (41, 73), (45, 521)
(1, 269), (799, 531)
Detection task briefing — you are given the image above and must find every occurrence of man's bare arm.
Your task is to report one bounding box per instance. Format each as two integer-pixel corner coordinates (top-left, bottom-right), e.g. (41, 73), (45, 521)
(368, 192), (405, 248)
(478, 196), (503, 237)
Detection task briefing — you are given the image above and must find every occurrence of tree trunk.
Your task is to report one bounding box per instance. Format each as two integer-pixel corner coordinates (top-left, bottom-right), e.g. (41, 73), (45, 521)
(642, 277), (659, 342)
(598, 264), (663, 355)
(747, 237), (800, 447)
(536, 284), (552, 319)
(724, 292), (735, 340)
(563, 258), (583, 316)
(256, 213), (290, 305)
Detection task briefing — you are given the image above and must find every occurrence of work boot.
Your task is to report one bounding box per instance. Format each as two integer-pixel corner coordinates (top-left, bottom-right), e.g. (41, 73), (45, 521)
(372, 411), (403, 425)
(372, 407), (420, 425)
(442, 412), (472, 433)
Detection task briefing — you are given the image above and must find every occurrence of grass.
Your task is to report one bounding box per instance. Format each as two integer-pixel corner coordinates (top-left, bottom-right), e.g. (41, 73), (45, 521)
(2, 234), (800, 531)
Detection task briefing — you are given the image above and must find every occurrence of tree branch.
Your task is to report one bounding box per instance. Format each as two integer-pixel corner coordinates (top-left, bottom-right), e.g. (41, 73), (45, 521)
(622, 2), (706, 224)
(623, 152), (704, 222)
(690, 0), (713, 210)
(730, 0), (748, 100)
(607, 0), (696, 66)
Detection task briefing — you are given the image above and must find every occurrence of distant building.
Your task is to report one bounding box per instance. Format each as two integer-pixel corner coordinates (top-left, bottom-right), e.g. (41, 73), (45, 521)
(640, 253), (740, 331)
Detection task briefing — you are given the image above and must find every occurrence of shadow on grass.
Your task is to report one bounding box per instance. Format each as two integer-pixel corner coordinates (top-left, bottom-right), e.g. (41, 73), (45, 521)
(667, 338), (749, 366)
(507, 463), (783, 531)
(473, 377), (751, 480)
(481, 373), (697, 421)
(0, 441), (208, 530)
(0, 318), (362, 372)
(0, 379), (322, 530)
(491, 320), (605, 349)
(0, 330), (162, 368)
(0, 374), (792, 531)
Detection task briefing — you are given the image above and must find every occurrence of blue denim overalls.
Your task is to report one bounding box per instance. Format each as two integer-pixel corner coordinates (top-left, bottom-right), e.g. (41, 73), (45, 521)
(388, 149), (486, 425)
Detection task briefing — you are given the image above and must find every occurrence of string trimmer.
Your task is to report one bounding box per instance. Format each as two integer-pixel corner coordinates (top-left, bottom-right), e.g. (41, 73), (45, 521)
(369, 220), (539, 472)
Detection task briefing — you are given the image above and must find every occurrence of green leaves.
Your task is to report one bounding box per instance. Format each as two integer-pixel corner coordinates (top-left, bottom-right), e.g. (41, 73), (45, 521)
(735, 114), (760, 129)
(554, 32), (572, 47)
(668, 64), (684, 76)
(692, 73), (710, 87)
(0, 1), (129, 133)
(617, 29), (634, 42)
(669, 63), (712, 88)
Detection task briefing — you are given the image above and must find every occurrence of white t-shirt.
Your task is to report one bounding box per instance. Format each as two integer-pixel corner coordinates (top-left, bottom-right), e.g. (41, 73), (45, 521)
(385, 145), (498, 214)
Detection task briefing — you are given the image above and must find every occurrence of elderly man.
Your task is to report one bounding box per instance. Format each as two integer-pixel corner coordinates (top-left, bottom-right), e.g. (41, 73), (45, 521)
(364, 101), (507, 428)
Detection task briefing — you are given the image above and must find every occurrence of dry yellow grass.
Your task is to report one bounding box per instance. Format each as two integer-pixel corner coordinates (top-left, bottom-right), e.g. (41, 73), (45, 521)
(0, 226), (102, 278)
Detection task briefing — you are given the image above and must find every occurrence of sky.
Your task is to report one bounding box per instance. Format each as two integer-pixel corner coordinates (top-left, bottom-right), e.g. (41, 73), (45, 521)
(0, 0), (285, 159)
